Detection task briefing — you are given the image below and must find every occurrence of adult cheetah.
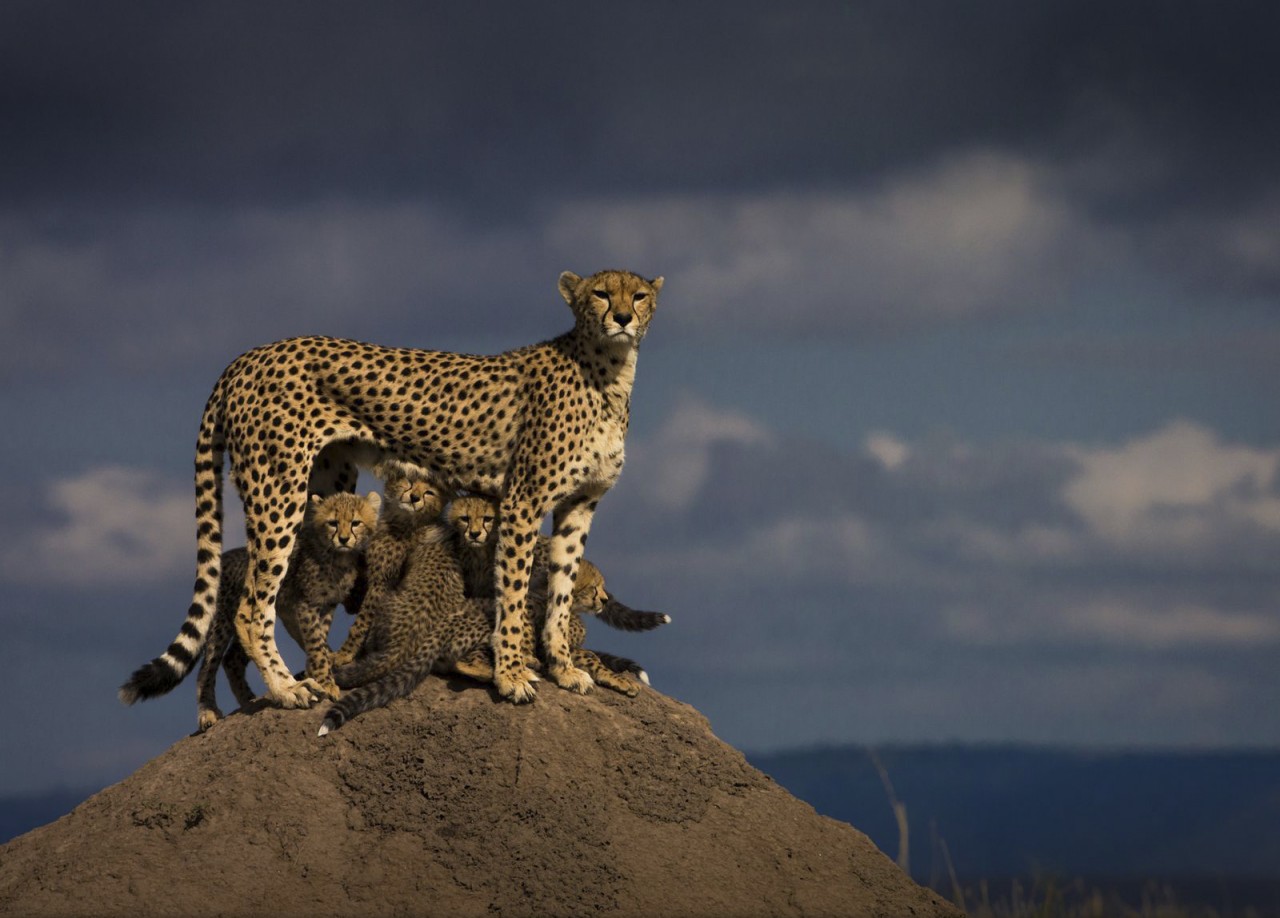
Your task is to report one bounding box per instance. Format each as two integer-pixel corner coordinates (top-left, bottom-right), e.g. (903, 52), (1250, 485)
(173, 269), (662, 708)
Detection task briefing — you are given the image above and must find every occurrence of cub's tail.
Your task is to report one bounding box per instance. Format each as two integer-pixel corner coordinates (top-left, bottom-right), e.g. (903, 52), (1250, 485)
(597, 596), (670, 633)
(592, 649), (652, 686)
(319, 655), (437, 736)
(119, 382), (228, 705)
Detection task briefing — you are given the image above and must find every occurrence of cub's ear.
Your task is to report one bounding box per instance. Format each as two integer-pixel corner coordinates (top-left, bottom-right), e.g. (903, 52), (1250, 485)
(365, 491), (382, 511)
(649, 276), (664, 294)
(558, 271), (583, 304)
(310, 494), (324, 507)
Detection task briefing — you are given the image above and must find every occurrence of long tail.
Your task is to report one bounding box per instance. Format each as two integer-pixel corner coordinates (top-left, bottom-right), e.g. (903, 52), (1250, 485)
(332, 647), (399, 689)
(592, 649), (651, 686)
(318, 655), (437, 735)
(119, 382), (227, 705)
(597, 596), (670, 633)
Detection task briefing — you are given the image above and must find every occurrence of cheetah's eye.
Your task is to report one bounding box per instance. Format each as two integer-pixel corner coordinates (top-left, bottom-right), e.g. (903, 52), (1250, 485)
(592, 289), (609, 301)
(633, 292), (647, 301)
(483, 516), (495, 524)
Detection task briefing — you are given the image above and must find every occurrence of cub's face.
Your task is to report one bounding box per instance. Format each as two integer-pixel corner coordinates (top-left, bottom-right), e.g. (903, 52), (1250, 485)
(560, 270), (663, 345)
(309, 491), (381, 552)
(446, 496), (498, 550)
(571, 560), (609, 613)
(387, 476), (447, 517)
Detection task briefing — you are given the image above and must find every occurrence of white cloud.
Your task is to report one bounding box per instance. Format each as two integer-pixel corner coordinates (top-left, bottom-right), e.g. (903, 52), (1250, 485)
(625, 396), (773, 510)
(1069, 600), (1280, 649)
(944, 596), (1280, 651)
(1, 466), (201, 588)
(612, 403), (1280, 661)
(864, 432), (910, 471)
(1063, 420), (1280, 550)
(634, 512), (905, 591)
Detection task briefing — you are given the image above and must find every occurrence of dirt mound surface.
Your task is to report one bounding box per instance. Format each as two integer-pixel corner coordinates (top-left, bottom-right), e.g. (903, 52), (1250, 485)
(0, 678), (959, 918)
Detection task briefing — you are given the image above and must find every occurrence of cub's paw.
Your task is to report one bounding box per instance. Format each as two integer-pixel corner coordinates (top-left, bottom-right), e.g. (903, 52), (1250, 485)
(599, 673), (640, 697)
(550, 664), (594, 695)
(197, 708), (222, 732)
(495, 669), (539, 704)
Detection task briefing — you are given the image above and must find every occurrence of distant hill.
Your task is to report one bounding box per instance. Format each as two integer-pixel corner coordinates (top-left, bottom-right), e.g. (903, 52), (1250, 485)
(0, 682), (955, 918)
(746, 744), (1280, 883)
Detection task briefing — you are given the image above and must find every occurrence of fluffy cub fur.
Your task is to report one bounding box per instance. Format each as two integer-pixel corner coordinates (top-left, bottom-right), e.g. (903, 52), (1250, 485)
(444, 494), (668, 692)
(318, 522), (491, 734)
(333, 473), (451, 668)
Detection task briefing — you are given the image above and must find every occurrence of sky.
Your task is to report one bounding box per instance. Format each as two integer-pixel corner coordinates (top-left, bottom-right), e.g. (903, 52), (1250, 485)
(2, 1), (1279, 797)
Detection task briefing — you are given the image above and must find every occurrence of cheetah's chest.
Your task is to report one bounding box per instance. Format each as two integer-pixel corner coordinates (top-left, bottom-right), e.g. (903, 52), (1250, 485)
(577, 407), (628, 490)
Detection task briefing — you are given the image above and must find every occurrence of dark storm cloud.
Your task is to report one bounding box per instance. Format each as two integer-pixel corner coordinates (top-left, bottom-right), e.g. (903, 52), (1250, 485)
(5, 1), (1280, 215)
(5, 0), (1277, 380)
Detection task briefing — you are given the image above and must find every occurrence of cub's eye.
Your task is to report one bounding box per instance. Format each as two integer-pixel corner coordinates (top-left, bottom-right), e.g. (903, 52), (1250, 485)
(633, 292), (647, 301)
(592, 289), (610, 300)
(458, 516), (470, 525)
(484, 516), (495, 524)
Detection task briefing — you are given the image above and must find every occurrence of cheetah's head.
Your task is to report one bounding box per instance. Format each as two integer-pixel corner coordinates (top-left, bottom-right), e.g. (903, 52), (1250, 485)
(308, 491), (381, 553)
(559, 269), (663, 346)
(445, 495), (499, 551)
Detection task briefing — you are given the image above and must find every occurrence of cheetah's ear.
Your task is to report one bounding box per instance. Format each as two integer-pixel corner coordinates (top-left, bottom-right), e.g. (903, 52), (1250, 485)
(649, 276), (664, 294)
(365, 491), (382, 511)
(309, 494), (324, 507)
(558, 271), (582, 304)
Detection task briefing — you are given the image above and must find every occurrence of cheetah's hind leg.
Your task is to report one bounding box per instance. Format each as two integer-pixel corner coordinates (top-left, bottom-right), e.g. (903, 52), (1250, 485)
(591, 649), (651, 686)
(574, 649), (639, 697)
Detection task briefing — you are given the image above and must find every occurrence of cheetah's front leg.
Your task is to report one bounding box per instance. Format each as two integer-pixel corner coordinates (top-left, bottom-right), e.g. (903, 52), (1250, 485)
(292, 600), (341, 701)
(542, 494), (600, 695)
(491, 498), (543, 703)
(232, 548), (327, 708)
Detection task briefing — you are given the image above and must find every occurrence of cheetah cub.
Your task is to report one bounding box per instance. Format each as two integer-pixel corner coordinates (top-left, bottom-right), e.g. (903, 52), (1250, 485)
(119, 492), (380, 731)
(444, 494), (668, 692)
(333, 473), (451, 668)
(320, 521), (494, 734)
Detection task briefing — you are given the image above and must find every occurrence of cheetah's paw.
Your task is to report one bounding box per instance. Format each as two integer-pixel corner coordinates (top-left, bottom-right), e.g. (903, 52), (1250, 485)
(265, 676), (325, 709)
(495, 670), (539, 704)
(197, 708), (222, 732)
(551, 664), (595, 695)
